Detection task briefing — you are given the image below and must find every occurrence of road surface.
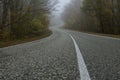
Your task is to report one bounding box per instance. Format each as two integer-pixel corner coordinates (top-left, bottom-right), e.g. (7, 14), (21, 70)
(0, 27), (120, 80)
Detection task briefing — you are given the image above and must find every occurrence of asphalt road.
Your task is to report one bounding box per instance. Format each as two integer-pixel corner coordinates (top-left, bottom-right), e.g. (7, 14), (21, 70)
(0, 27), (120, 80)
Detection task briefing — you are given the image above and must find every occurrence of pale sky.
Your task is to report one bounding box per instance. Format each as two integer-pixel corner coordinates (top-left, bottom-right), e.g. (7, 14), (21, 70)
(50, 0), (71, 26)
(58, 0), (71, 13)
(52, 0), (71, 14)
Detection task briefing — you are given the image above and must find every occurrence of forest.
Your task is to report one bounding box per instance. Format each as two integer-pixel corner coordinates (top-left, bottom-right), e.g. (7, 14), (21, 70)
(62, 0), (120, 34)
(0, 0), (57, 41)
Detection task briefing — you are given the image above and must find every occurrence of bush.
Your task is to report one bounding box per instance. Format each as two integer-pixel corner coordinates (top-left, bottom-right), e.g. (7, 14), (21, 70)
(30, 19), (46, 35)
(0, 29), (10, 41)
(11, 17), (48, 39)
(0, 12), (49, 40)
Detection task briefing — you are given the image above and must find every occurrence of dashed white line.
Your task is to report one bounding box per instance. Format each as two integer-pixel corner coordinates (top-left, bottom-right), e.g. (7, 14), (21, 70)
(70, 35), (91, 80)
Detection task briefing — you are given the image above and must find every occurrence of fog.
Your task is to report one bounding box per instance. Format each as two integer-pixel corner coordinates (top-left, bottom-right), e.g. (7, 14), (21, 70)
(50, 0), (70, 27)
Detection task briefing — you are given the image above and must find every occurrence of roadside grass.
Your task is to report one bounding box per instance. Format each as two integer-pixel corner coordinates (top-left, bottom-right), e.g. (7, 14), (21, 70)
(0, 30), (52, 48)
(81, 31), (120, 39)
(62, 27), (120, 39)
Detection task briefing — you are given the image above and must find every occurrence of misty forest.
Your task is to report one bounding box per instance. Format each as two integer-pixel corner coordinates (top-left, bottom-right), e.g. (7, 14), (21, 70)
(0, 0), (120, 42)
(62, 0), (120, 34)
(0, 0), (57, 41)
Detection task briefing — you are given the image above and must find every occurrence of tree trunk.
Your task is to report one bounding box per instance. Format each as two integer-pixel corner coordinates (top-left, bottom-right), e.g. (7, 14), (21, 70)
(2, 0), (11, 32)
(1, 0), (11, 39)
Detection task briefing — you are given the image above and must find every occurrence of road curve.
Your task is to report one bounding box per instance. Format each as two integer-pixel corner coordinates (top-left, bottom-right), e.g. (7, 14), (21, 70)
(0, 28), (80, 80)
(0, 27), (120, 80)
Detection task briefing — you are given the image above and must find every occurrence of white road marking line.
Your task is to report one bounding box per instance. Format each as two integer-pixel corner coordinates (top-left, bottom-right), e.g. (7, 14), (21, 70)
(70, 35), (91, 80)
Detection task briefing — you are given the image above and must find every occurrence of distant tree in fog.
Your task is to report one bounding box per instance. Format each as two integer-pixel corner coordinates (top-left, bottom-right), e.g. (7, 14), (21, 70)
(62, 0), (120, 34)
